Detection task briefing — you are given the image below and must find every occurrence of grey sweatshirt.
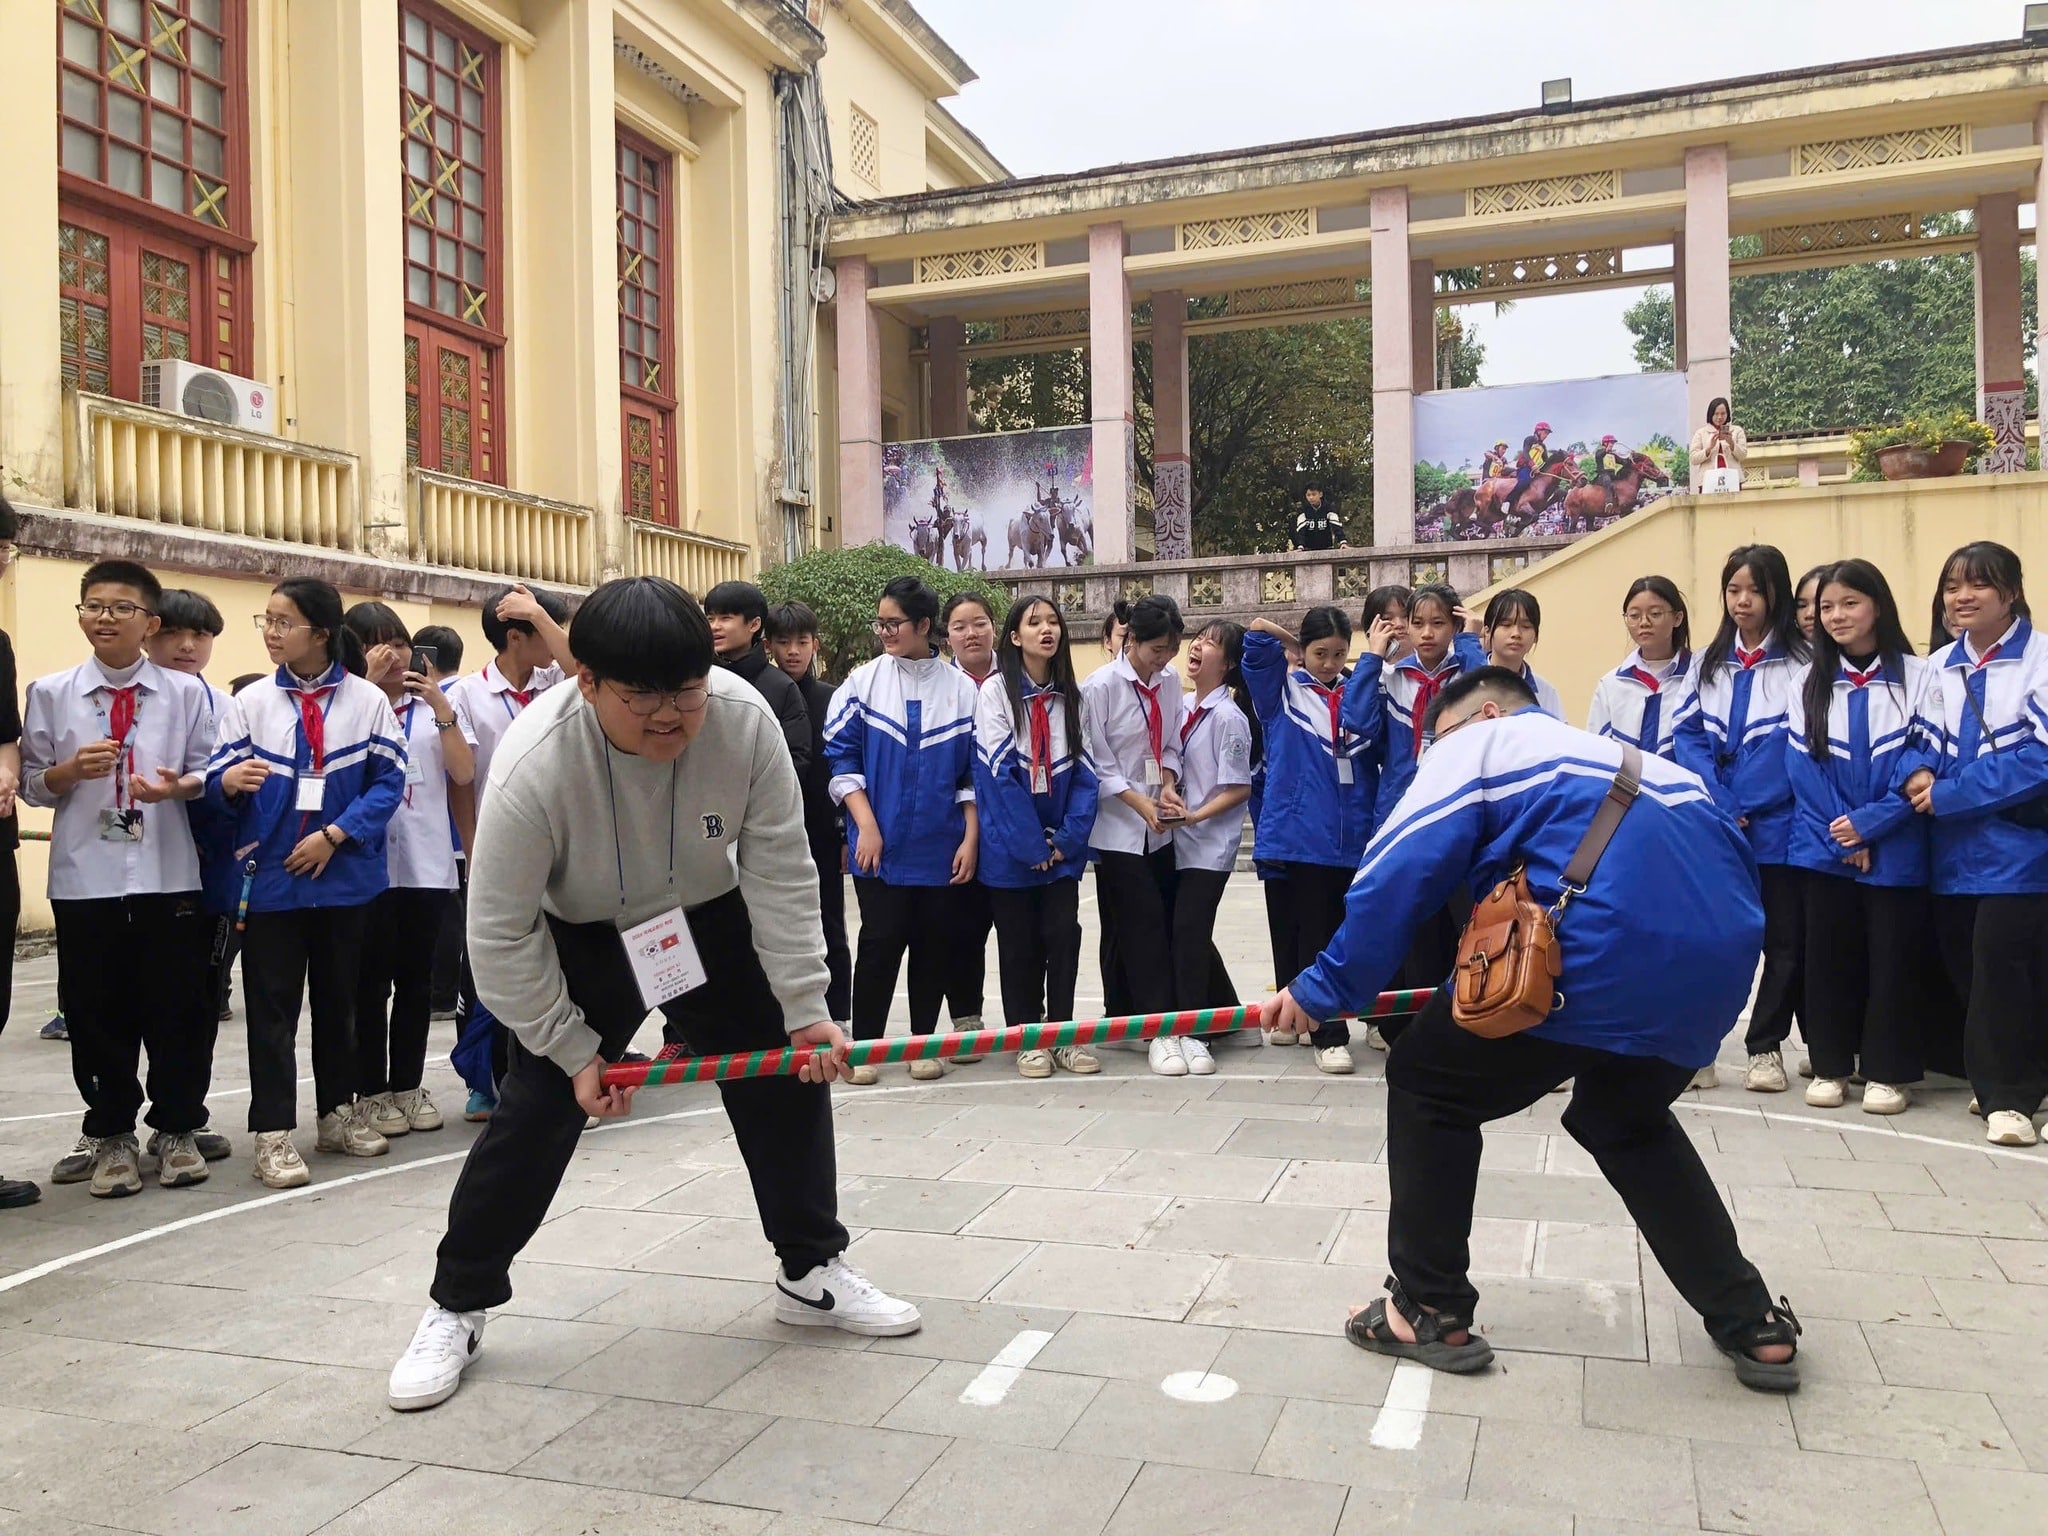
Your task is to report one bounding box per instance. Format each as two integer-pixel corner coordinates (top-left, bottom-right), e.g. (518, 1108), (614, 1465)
(466, 667), (830, 1076)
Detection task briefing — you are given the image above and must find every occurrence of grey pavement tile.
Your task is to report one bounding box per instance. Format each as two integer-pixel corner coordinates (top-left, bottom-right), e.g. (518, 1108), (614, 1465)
(823, 1102), (966, 1140)
(117, 1442), (409, 1536)
(1463, 1277), (1645, 1362)
(830, 1175), (1004, 1234)
(203, 1239), (411, 1295)
(1729, 1184), (1892, 1230)
(1530, 1222), (1638, 1286)
(500, 1260), (638, 1321)
(1209, 1324), (1395, 1407)
(527, 1208), (711, 1270)
(1030, 1310), (1229, 1383)
(944, 1104), (1105, 1145)
(1466, 1419), (1695, 1527)
(1708, 1120), (1853, 1160)
(1787, 1378), (2026, 1468)
(986, 1242), (1219, 1320)
(1136, 1197), (1345, 1262)
(578, 1274), (771, 1335)
(1690, 1439), (1942, 1536)
(464, 1315), (636, 1387)
(1187, 1255), (1382, 1335)
(1264, 1159), (1390, 1209)
(173, 1291), (435, 1370)
(1786, 1154), (1946, 1196)
(346, 1379), (608, 1473)
(1101, 1463), (1348, 1536)
(1816, 1223), (2003, 1280)
(757, 1521), (894, 1536)
(1096, 1149), (1287, 1202)
(1843, 1131), (1996, 1171)
(1692, 1150), (1799, 1188)
(1069, 1110), (1237, 1153)
(644, 1168), (766, 1220)
(1876, 1192), (2048, 1240)
(883, 1439), (1140, 1536)
(0, 1276), (241, 1347)
(1676, 1262), (1944, 1326)
(878, 1355), (1103, 1446)
(551, 1327), (777, 1405)
(690, 1417), (947, 1523)
(1581, 1359), (1796, 1448)
(1987, 1394), (2048, 1473)
(1255, 1397), (1479, 1497)
(1918, 1465), (2048, 1536)
(831, 1135), (984, 1181)
(1723, 1216), (1833, 1271)
(1335, 1490), (1571, 1535)
(1426, 1347), (1585, 1426)
(1926, 1274), (2048, 1333)
(0, 1333), (303, 1429)
(1173, 1094), (1324, 1123)
(1208, 1076), (1329, 1104)
(187, 1363), (396, 1452)
(1862, 1320), (2048, 1393)
(528, 1492), (774, 1534)
(0, 1407), (253, 1520)
(1470, 1171), (1634, 1225)
(512, 1400), (773, 1501)
(842, 1228), (1035, 1301)
(961, 1185), (1169, 1246)
(1674, 1313), (1883, 1383)
(630, 1217), (784, 1282)
(0, 1514), (147, 1536)
(864, 1297), (1072, 1363)
(316, 1244), (438, 1307)
(311, 1465), (583, 1536)
(716, 1296), (883, 1351)
(1218, 1119), (1387, 1163)
(944, 1142), (1124, 1189)
(217, 1194), (431, 1249)
(1982, 1236), (2048, 1284)
(1058, 1377), (1284, 1473)
(706, 1342), (933, 1425)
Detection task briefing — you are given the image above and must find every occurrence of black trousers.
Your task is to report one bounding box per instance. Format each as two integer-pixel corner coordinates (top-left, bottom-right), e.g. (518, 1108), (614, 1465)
(430, 861), (466, 1014)
(54, 892), (213, 1139)
(241, 904), (369, 1130)
(432, 891), (848, 1311)
(813, 837), (852, 1022)
(356, 886), (451, 1097)
(850, 878), (952, 1040)
(1094, 849), (1177, 1015)
(989, 880), (1082, 1024)
(1386, 992), (1773, 1337)
(1261, 869), (1295, 993)
(1281, 860), (1354, 1048)
(1934, 893), (2048, 1118)
(1171, 867), (1237, 1012)
(1746, 864), (1807, 1055)
(946, 880), (993, 1022)
(1802, 876), (1927, 1086)
(0, 847), (18, 1036)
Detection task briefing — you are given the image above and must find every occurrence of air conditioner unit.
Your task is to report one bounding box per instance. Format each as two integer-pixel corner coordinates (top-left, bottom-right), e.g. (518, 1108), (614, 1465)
(139, 359), (275, 435)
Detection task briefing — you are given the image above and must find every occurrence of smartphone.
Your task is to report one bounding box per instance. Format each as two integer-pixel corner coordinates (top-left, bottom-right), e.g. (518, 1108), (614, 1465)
(1157, 806), (1186, 823)
(410, 645), (436, 676)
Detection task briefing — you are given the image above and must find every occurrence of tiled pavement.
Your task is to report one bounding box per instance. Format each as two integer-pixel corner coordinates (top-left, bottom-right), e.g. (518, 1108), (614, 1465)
(3, 883), (2047, 1535)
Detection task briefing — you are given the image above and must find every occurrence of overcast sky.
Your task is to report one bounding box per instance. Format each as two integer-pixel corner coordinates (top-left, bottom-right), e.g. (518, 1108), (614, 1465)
(912, 0), (2031, 385)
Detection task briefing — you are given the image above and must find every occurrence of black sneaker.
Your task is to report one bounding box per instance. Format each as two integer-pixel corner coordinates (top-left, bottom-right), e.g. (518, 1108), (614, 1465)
(0, 1176), (40, 1209)
(39, 1014), (67, 1042)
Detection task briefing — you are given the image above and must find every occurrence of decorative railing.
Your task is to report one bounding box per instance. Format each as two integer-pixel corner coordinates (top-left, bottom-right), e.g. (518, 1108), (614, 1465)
(630, 520), (753, 593)
(63, 390), (361, 550)
(410, 469), (594, 586)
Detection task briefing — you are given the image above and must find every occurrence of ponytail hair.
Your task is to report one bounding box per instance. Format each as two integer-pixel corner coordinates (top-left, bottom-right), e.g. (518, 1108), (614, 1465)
(274, 577), (365, 677)
(1125, 594), (1184, 646)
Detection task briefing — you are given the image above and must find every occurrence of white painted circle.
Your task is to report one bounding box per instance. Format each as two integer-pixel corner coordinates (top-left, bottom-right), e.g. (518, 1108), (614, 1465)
(1160, 1370), (1239, 1403)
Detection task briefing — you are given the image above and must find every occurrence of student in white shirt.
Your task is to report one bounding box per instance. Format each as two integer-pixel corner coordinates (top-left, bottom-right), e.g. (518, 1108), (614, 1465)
(1480, 588), (1563, 719)
(1587, 576), (1696, 762)
(23, 560), (217, 1199)
(941, 591), (1000, 1042)
(1171, 621), (1256, 1072)
(345, 604), (477, 1141)
(1080, 595), (1189, 1075)
(414, 624), (470, 1020)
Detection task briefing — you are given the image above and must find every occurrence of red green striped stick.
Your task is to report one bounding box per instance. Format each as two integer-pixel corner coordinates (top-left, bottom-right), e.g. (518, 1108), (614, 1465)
(601, 987), (1435, 1089)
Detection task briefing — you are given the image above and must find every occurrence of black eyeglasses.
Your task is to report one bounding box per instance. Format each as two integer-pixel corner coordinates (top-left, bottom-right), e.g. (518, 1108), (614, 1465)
(78, 601), (154, 621)
(605, 680), (710, 717)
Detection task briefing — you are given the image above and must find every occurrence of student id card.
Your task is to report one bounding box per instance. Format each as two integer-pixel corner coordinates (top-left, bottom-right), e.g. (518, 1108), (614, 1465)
(1336, 757), (1354, 786)
(619, 907), (708, 1009)
(403, 755), (426, 786)
(295, 773), (326, 813)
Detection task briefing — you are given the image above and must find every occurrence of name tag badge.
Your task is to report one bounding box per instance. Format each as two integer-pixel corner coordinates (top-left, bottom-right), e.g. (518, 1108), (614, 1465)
(1030, 764), (1050, 796)
(403, 756), (426, 786)
(98, 807), (144, 843)
(1143, 757), (1162, 788)
(295, 773), (326, 813)
(1336, 756), (1354, 786)
(619, 906), (708, 1009)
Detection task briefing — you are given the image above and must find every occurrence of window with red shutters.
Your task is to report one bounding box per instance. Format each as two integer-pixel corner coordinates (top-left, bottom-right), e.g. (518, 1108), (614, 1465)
(617, 130), (677, 526)
(55, 0), (249, 397)
(400, 2), (503, 485)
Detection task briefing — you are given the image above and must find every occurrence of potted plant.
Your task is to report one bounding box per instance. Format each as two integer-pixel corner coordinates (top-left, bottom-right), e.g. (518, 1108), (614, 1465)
(1850, 412), (1997, 481)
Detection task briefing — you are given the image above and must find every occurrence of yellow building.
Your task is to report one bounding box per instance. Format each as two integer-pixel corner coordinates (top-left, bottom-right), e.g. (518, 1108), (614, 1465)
(0, 0), (996, 926)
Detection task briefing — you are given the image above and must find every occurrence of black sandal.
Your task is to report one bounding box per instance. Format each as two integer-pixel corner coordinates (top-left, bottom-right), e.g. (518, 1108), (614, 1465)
(1345, 1276), (1494, 1375)
(1714, 1296), (1803, 1393)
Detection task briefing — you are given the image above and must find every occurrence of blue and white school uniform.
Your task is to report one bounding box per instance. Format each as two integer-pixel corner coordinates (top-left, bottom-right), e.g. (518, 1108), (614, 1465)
(1587, 650), (1697, 761)
(1346, 632), (1487, 833)
(1242, 631), (1374, 866)
(1515, 663), (1563, 720)
(1079, 655), (1185, 1016)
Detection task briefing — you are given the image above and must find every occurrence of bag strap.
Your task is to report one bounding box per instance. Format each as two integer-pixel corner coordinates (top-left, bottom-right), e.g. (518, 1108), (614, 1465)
(1959, 673), (1998, 752)
(1558, 744), (1642, 901)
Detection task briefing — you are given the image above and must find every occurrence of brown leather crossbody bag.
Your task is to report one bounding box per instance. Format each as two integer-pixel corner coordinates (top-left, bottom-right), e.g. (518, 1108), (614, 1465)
(1451, 744), (1643, 1039)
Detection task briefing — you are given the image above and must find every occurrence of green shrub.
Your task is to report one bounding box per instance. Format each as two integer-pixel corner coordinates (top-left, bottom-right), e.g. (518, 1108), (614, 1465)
(1848, 411), (1996, 480)
(760, 542), (1009, 682)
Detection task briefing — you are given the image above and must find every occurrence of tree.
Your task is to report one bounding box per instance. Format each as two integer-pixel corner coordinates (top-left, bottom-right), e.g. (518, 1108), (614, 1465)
(759, 542), (1007, 683)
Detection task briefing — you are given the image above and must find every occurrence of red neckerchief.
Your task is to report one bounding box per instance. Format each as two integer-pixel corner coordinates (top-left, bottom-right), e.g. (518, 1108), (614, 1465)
(507, 687), (533, 709)
(1130, 678), (1164, 766)
(293, 680), (336, 772)
(1735, 645), (1767, 670)
(1843, 661), (1882, 689)
(104, 686), (138, 744)
(1027, 691), (1056, 790)
(1973, 643), (2004, 671)
(1625, 666), (1663, 693)
(1307, 680), (1343, 751)
(1180, 702), (1207, 747)
(1406, 661), (1454, 755)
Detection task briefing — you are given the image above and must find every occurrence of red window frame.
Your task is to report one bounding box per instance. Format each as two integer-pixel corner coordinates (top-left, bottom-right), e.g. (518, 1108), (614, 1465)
(617, 127), (677, 526)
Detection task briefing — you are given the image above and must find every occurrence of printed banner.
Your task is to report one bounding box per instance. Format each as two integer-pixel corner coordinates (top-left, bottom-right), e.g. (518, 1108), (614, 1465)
(1413, 372), (1687, 543)
(883, 425), (1094, 572)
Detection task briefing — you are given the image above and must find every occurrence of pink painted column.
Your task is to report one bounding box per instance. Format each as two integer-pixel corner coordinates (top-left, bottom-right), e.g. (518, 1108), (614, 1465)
(1088, 221), (1133, 565)
(928, 315), (968, 439)
(1371, 186), (1415, 546)
(1976, 192), (2027, 473)
(1410, 259), (1436, 393)
(834, 256), (885, 545)
(2038, 104), (2048, 464)
(1150, 289), (1191, 560)
(1682, 145), (1731, 433)
(1671, 243), (1688, 369)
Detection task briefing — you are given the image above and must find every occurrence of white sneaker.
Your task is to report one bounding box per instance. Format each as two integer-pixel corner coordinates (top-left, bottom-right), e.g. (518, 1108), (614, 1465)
(1052, 1046), (1099, 1074)
(907, 1058), (944, 1082)
(1018, 1049), (1053, 1079)
(387, 1304), (486, 1410)
(252, 1130), (310, 1189)
(1797, 1055), (1814, 1080)
(1745, 1052), (1788, 1093)
(773, 1256), (922, 1337)
(316, 1103), (389, 1158)
(1861, 1082), (1908, 1116)
(1986, 1110), (2039, 1147)
(88, 1134), (143, 1199)
(1805, 1077), (1847, 1109)
(1148, 1038), (1189, 1077)
(395, 1088), (443, 1132)
(1180, 1038), (1216, 1075)
(1316, 1045), (1356, 1075)
(364, 1091), (411, 1139)
(1364, 1025), (1389, 1052)
(848, 1064), (880, 1086)
(51, 1134), (99, 1185)
(1689, 1065), (1718, 1091)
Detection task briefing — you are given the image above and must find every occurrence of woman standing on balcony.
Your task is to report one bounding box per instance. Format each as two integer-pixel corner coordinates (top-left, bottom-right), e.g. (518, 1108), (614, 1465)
(1690, 398), (1749, 492)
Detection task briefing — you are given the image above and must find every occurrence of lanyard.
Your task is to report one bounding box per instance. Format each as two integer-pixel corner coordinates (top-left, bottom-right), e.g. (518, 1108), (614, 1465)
(1180, 704), (1211, 749)
(1026, 690), (1057, 791)
(97, 685), (140, 812)
(601, 741), (678, 911)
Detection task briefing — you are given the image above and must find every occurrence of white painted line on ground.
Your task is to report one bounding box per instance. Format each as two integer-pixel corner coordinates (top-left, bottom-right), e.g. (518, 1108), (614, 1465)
(958, 1327), (1055, 1405)
(0, 1076), (313, 1124)
(1369, 1360), (1433, 1450)
(1160, 1369), (1238, 1403)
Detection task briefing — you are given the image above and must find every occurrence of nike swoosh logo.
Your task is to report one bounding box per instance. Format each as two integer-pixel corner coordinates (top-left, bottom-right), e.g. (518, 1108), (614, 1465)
(776, 1281), (836, 1312)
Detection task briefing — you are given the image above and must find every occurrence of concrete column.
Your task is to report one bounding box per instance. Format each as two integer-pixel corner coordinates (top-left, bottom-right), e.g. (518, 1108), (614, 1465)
(0, 0), (61, 504)
(2038, 104), (2048, 468)
(834, 256), (884, 546)
(1371, 187), (1415, 546)
(1410, 259), (1436, 393)
(1671, 243), (1688, 370)
(1976, 191), (2027, 473)
(1150, 289), (1191, 559)
(1681, 145), (1731, 429)
(927, 316), (968, 438)
(1087, 222), (1133, 565)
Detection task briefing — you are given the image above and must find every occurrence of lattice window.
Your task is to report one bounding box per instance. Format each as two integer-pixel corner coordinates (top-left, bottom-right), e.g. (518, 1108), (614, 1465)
(1410, 558), (1448, 588)
(1473, 249), (1621, 292)
(1178, 209), (1312, 251)
(59, 223), (114, 393)
(1119, 576), (1153, 604)
(847, 103), (879, 188)
(405, 325), (494, 482)
(915, 244), (1042, 284)
(1334, 564), (1374, 602)
(1055, 580), (1087, 616)
(1792, 125), (1966, 177)
(1755, 213), (1927, 259)
(59, 210), (210, 396)
(1260, 568), (1296, 605)
(1489, 553), (1531, 582)
(1467, 171), (1618, 217)
(1222, 278), (1363, 318)
(1189, 573), (1223, 608)
(404, 334), (421, 464)
(617, 128), (677, 526)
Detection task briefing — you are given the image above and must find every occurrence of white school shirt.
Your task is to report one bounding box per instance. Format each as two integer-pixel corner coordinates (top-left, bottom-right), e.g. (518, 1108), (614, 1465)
(1080, 654), (1185, 855)
(385, 694), (477, 891)
(20, 658), (215, 899)
(1173, 687), (1254, 872)
(448, 659), (564, 795)
(1586, 650), (1699, 758)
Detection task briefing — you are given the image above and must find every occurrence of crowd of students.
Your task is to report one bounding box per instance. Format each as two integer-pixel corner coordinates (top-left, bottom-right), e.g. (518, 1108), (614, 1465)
(3, 521), (2045, 1216)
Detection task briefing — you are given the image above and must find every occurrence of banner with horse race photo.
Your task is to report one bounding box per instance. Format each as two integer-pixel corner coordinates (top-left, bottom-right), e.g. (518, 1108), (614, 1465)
(1411, 371), (1688, 544)
(882, 425), (1095, 573)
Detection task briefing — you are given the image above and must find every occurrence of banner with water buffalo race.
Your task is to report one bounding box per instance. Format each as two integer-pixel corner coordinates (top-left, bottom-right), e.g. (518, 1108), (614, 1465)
(882, 425), (1095, 573)
(1412, 371), (1688, 544)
